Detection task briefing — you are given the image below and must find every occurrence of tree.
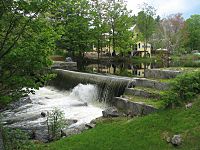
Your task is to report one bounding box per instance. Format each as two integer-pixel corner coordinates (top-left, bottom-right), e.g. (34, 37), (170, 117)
(150, 15), (164, 50)
(136, 3), (156, 55)
(0, 0), (59, 106)
(160, 13), (185, 54)
(55, 0), (93, 58)
(184, 15), (200, 51)
(0, 0), (56, 60)
(90, 0), (109, 59)
(104, 0), (133, 56)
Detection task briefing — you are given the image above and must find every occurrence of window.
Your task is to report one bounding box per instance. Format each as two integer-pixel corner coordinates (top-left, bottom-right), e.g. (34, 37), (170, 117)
(135, 44), (137, 50)
(138, 43), (140, 49)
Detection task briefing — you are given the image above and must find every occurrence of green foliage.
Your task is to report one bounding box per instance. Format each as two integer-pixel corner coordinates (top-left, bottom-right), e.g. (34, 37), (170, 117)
(162, 71), (200, 107)
(47, 108), (65, 141)
(184, 15), (200, 51)
(2, 127), (34, 150)
(0, 114), (33, 150)
(104, 0), (133, 54)
(54, 0), (93, 58)
(0, 1), (59, 106)
(136, 3), (156, 51)
(53, 0), (134, 57)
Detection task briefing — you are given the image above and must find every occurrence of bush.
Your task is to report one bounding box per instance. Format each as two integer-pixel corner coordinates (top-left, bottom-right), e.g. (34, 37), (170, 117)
(2, 128), (34, 150)
(0, 114), (34, 150)
(163, 71), (200, 108)
(47, 108), (65, 141)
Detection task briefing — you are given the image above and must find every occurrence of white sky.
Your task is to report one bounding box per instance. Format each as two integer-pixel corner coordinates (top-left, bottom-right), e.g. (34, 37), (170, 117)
(126, 0), (200, 19)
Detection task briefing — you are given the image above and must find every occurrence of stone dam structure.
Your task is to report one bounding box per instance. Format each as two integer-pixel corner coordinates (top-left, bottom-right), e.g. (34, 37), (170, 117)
(50, 69), (175, 116)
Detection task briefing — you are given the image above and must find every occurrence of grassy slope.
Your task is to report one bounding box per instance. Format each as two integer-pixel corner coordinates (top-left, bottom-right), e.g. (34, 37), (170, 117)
(37, 98), (200, 150)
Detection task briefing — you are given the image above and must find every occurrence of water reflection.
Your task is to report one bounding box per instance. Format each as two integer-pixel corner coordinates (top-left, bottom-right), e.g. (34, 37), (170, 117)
(80, 62), (152, 77)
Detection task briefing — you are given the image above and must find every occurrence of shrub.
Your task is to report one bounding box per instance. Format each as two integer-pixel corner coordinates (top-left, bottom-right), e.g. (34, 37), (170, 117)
(47, 108), (65, 141)
(0, 114), (34, 150)
(163, 71), (200, 108)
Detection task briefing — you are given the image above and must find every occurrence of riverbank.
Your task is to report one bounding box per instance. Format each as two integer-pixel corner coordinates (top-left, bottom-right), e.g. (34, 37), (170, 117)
(36, 96), (200, 150)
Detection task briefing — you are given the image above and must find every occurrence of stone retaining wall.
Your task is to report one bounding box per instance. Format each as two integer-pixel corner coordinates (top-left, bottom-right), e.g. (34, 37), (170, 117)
(134, 78), (169, 90)
(111, 97), (157, 116)
(51, 61), (77, 70)
(145, 69), (181, 79)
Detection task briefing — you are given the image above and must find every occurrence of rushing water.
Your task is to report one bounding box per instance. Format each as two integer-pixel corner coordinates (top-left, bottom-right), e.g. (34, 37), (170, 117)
(2, 84), (106, 129)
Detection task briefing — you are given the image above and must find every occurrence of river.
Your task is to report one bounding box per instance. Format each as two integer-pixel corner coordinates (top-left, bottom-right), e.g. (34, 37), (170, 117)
(2, 84), (106, 141)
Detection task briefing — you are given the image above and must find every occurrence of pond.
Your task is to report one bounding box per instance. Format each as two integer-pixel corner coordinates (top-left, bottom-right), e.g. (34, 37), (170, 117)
(77, 61), (170, 78)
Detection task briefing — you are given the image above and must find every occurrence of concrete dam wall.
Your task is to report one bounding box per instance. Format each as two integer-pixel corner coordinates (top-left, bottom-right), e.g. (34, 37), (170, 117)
(50, 69), (136, 102)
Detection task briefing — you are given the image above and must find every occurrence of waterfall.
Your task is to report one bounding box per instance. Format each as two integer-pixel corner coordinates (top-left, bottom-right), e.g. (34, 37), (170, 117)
(50, 69), (136, 103)
(69, 84), (98, 103)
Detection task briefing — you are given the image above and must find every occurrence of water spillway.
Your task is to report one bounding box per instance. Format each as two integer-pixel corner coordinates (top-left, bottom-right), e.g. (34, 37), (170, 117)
(50, 69), (136, 102)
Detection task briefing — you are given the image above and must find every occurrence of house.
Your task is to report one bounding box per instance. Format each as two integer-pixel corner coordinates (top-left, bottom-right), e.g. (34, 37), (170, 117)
(130, 25), (152, 57)
(91, 25), (152, 57)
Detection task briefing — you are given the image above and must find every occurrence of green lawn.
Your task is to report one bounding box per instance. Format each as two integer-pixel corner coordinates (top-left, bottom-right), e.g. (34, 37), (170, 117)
(36, 97), (200, 150)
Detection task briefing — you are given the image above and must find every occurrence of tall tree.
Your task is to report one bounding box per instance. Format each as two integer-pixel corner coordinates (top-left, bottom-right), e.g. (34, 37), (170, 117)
(184, 15), (200, 51)
(104, 0), (133, 56)
(136, 3), (156, 55)
(90, 0), (109, 59)
(55, 0), (92, 58)
(161, 13), (185, 54)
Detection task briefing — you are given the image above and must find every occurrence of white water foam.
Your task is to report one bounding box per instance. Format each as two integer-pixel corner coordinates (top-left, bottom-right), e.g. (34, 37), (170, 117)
(2, 84), (106, 128)
(69, 84), (98, 103)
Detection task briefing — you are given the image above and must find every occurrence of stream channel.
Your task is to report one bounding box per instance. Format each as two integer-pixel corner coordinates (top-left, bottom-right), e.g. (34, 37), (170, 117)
(2, 84), (107, 141)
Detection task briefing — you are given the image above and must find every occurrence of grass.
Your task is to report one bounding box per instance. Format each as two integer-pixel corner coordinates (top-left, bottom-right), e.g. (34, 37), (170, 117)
(35, 97), (200, 150)
(133, 86), (165, 94)
(125, 95), (164, 109)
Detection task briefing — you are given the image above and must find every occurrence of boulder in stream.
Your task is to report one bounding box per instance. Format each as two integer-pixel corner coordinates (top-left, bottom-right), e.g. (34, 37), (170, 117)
(41, 112), (46, 117)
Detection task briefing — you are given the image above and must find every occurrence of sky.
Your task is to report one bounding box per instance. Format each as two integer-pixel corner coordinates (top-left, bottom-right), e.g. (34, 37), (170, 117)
(126, 0), (200, 19)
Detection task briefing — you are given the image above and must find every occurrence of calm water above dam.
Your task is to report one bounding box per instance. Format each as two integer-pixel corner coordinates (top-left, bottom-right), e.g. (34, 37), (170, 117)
(77, 61), (168, 78)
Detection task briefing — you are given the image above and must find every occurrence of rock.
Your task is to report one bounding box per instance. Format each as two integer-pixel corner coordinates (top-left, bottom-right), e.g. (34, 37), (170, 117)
(185, 103), (192, 109)
(144, 69), (181, 79)
(65, 57), (72, 62)
(3, 114), (41, 125)
(85, 123), (96, 129)
(102, 107), (122, 118)
(65, 119), (78, 126)
(9, 97), (32, 109)
(61, 124), (88, 137)
(171, 135), (182, 146)
(83, 102), (88, 106)
(127, 81), (135, 88)
(41, 112), (46, 117)
(34, 129), (49, 143)
(192, 50), (199, 54)
(71, 102), (88, 107)
(113, 97), (157, 116)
